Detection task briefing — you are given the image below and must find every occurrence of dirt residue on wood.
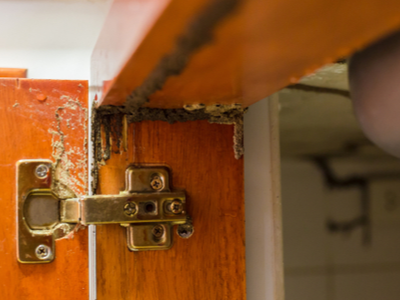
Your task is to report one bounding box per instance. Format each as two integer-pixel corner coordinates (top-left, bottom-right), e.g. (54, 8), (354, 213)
(91, 103), (246, 193)
(90, 0), (245, 192)
(49, 96), (88, 198)
(122, 0), (242, 111)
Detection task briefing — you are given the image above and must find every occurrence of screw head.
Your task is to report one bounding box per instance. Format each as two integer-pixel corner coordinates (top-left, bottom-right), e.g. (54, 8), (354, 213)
(150, 175), (163, 191)
(168, 199), (184, 214)
(124, 202), (137, 217)
(177, 224), (194, 239)
(152, 225), (164, 239)
(35, 244), (51, 260)
(35, 164), (49, 179)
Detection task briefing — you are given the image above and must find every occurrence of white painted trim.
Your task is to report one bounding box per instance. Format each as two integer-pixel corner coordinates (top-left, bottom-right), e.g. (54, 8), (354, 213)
(88, 224), (97, 300)
(244, 94), (285, 300)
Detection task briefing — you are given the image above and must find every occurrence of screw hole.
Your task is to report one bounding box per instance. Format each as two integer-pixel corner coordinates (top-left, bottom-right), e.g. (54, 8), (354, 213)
(145, 202), (156, 213)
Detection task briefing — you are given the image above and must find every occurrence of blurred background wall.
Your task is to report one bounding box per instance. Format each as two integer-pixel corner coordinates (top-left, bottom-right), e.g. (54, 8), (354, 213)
(280, 64), (400, 300)
(0, 0), (112, 79)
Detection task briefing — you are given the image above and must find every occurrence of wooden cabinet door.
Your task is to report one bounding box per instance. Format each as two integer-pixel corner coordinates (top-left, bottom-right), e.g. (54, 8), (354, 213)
(95, 119), (246, 300)
(0, 77), (246, 299)
(0, 78), (89, 299)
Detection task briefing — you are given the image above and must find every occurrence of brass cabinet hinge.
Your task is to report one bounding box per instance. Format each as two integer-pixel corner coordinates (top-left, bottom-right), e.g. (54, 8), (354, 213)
(17, 160), (193, 264)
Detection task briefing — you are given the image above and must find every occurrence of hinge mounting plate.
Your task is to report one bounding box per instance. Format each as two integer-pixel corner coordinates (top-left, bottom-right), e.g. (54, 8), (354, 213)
(17, 160), (192, 264)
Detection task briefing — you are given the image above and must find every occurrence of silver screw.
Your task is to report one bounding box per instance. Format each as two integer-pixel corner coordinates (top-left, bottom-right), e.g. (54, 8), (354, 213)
(152, 225), (164, 239)
(35, 244), (51, 260)
(124, 202), (137, 217)
(177, 224), (194, 239)
(35, 164), (49, 179)
(168, 199), (184, 214)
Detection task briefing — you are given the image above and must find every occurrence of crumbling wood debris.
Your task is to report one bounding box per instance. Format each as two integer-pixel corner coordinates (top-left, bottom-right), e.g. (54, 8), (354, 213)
(91, 0), (245, 193)
(123, 0), (241, 112)
(51, 97), (88, 199)
(91, 104), (246, 193)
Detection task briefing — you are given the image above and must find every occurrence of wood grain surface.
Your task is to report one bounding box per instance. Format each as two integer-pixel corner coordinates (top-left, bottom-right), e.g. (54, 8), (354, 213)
(0, 79), (89, 299)
(93, 0), (400, 109)
(96, 120), (246, 300)
(91, 0), (208, 107)
(0, 68), (27, 78)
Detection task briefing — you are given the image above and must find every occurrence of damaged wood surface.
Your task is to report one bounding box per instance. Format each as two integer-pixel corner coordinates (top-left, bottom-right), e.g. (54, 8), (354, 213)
(93, 0), (400, 109)
(0, 79), (88, 299)
(91, 104), (245, 182)
(95, 120), (246, 300)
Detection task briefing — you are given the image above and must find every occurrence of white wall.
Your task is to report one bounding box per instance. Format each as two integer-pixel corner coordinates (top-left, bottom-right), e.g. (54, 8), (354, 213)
(0, 0), (112, 80)
(282, 157), (400, 300)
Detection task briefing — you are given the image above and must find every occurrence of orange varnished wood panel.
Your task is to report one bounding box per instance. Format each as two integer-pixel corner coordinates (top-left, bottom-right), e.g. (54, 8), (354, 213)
(93, 0), (400, 108)
(96, 120), (246, 299)
(0, 79), (88, 299)
(0, 68), (27, 78)
(91, 0), (208, 106)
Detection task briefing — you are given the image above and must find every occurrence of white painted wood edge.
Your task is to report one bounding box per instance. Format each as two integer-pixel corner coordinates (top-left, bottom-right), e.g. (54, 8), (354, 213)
(245, 94), (285, 300)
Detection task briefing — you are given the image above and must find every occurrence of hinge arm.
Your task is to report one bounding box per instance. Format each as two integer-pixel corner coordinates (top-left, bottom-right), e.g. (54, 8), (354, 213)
(60, 192), (187, 225)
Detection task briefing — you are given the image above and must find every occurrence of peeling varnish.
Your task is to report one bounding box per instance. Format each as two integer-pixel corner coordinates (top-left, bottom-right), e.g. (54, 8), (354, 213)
(28, 87), (41, 93)
(49, 96), (88, 199)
